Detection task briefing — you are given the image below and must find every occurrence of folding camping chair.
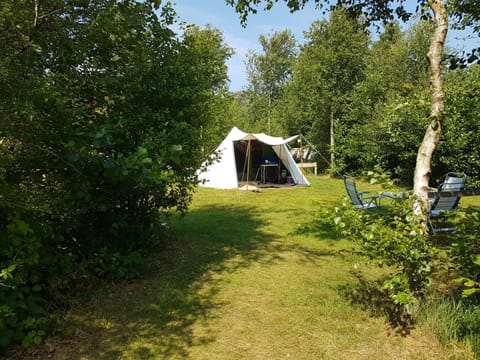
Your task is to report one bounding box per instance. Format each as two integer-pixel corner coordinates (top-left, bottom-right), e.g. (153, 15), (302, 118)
(343, 175), (386, 210)
(428, 172), (466, 234)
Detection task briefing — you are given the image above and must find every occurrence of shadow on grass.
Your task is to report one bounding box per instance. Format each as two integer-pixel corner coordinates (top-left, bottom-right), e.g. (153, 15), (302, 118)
(294, 220), (342, 241)
(338, 271), (415, 337)
(13, 204), (283, 360)
(292, 206), (342, 242)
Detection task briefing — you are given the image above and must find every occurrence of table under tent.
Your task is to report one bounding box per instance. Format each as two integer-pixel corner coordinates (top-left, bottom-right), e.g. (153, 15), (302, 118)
(198, 127), (310, 189)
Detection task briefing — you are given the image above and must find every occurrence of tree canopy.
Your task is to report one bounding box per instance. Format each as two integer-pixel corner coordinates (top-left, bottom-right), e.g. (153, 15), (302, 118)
(278, 8), (369, 170)
(245, 29), (297, 132)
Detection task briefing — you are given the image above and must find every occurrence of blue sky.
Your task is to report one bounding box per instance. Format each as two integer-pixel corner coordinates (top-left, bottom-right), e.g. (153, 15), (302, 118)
(172, 0), (477, 92)
(172, 0), (320, 91)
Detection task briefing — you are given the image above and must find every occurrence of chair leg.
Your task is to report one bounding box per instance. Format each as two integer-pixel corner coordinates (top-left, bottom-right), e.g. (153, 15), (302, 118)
(429, 216), (456, 234)
(428, 217), (436, 234)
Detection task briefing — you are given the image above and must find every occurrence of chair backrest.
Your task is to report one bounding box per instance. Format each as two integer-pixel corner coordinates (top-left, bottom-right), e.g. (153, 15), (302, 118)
(439, 172), (466, 191)
(343, 176), (363, 206)
(432, 172), (466, 212)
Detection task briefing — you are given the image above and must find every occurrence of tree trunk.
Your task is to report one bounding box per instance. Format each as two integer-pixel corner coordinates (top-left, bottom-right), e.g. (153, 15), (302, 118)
(268, 91), (272, 133)
(330, 111), (335, 169)
(413, 0), (448, 221)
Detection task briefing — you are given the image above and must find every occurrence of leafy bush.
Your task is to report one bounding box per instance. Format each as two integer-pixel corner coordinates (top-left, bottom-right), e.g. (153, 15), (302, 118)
(0, 214), (47, 348)
(88, 248), (145, 282)
(0, 0), (231, 350)
(448, 209), (480, 299)
(326, 193), (436, 314)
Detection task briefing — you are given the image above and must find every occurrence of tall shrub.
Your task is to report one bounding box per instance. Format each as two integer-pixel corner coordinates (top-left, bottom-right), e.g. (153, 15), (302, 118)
(0, 0), (231, 348)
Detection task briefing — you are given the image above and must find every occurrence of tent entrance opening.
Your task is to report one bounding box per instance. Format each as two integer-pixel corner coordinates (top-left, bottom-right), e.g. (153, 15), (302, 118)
(233, 140), (290, 184)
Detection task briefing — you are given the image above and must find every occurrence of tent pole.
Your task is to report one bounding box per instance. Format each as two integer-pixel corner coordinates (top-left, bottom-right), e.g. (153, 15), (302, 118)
(241, 142), (248, 182)
(246, 138), (252, 190)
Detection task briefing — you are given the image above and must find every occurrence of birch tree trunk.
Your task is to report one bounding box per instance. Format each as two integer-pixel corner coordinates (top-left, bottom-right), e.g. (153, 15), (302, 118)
(413, 0), (448, 222)
(330, 111), (335, 169)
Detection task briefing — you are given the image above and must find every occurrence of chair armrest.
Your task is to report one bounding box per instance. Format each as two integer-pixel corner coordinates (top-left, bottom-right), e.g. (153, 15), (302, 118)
(379, 192), (402, 199)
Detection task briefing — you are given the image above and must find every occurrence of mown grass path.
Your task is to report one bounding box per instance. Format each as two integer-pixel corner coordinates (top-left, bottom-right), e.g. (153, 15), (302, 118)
(11, 177), (471, 359)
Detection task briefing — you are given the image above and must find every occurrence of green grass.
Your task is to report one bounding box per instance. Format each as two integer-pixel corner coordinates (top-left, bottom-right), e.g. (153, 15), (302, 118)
(417, 298), (480, 355)
(7, 176), (478, 359)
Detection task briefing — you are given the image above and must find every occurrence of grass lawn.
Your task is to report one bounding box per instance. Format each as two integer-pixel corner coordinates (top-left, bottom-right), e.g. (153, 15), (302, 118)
(7, 176), (477, 359)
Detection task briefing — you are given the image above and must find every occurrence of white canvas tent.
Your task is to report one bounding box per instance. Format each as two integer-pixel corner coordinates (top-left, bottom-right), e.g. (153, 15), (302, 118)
(198, 127), (310, 189)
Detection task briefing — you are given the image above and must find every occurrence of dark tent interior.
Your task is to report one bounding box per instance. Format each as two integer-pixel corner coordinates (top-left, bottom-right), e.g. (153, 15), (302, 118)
(233, 140), (290, 184)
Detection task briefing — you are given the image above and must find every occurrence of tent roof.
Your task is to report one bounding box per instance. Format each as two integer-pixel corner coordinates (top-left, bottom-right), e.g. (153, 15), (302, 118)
(228, 127), (299, 146)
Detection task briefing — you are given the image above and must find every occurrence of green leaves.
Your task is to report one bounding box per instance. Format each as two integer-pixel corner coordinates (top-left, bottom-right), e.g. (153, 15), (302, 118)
(244, 29), (297, 133)
(473, 254), (480, 266)
(22, 330), (46, 347)
(1, 0), (232, 350)
(448, 210), (480, 299)
(0, 213), (46, 349)
(327, 190), (434, 313)
(279, 8), (369, 158)
(0, 265), (16, 282)
(454, 277), (480, 298)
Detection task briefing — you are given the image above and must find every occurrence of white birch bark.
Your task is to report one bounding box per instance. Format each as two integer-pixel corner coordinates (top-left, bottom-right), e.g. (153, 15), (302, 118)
(413, 0), (448, 225)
